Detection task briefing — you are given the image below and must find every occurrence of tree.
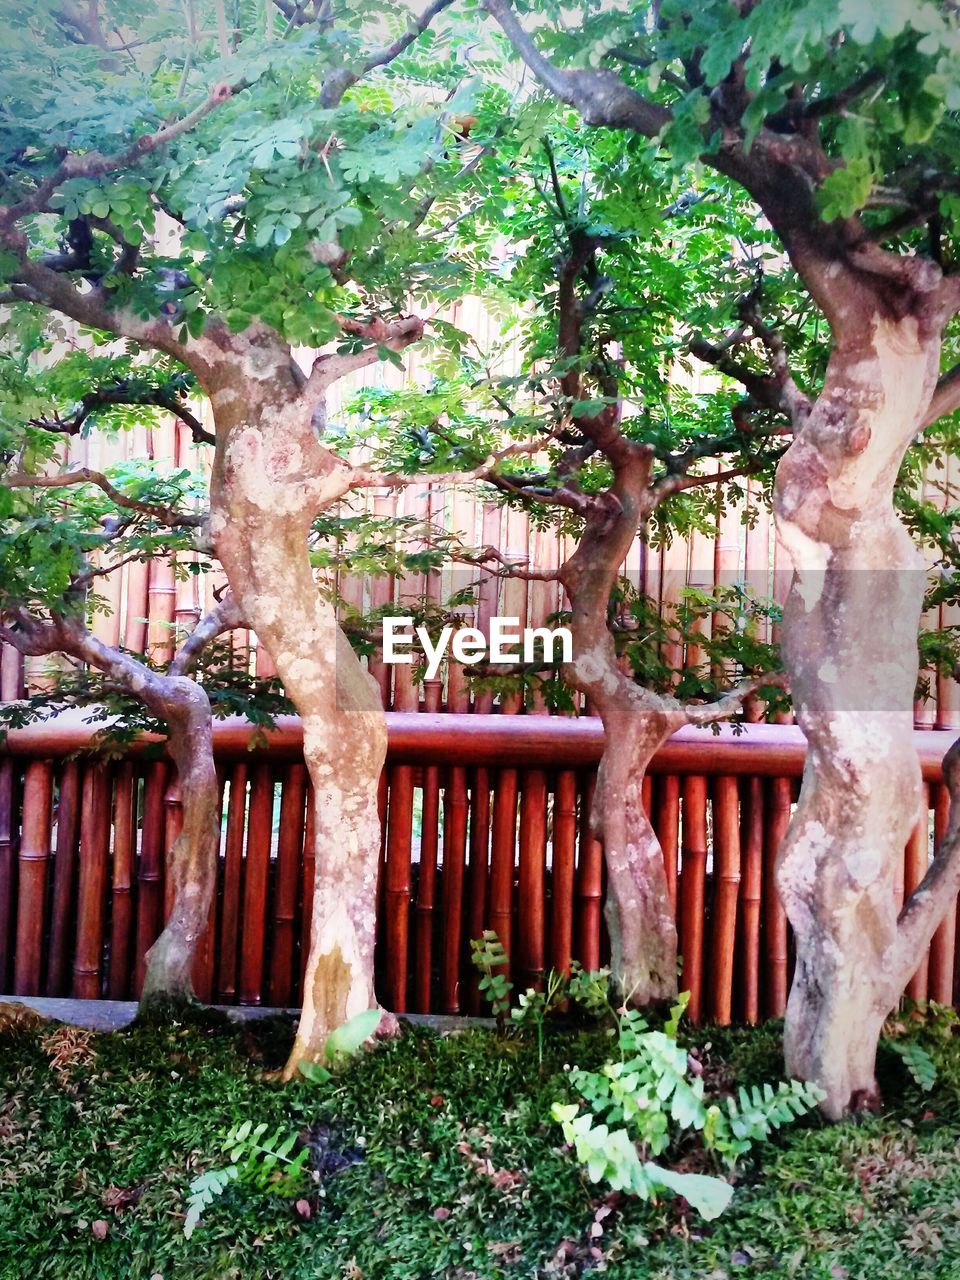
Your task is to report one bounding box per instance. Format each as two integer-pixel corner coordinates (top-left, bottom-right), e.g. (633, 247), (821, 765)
(358, 121), (786, 1005)
(0, 393), (247, 1005)
(0, 0), (485, 1074)
(480, 0), (960, 1115)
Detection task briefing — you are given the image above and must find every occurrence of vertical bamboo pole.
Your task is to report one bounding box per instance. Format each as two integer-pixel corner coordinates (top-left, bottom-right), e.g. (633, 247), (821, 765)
(299, 782), (316, 996)
(134, 761), (167, 995)
(0, 643), (24, 700)
(124, 558), (150, 655)
(0, 639), (17, 985)
(239, 763), (274, 1005)
(217, 763), (247, 1003)
(0, 759), (14, 990)
(575, 777), (604, 972)
(413, 768), (440, 1012)
(739, 774), (764, 1024)
(192, 766), (225, 1005)
(488, 768), (518, 979)
(679, 775), (708, 1023)
(709, 776), (741, 1025)
(367, 492), (396, 707)
(172, 421), (201, 653)
(92, 561), (123, 648)
(147, 419), (179, 666)
(937, 457), (960, 731)
(763, 776), (792, 1018)
(13, 761), (54, 995)
(467, 770), (492, 943)
(641, 774), (653, 818)
(659, 530), (690, 685)
(46, 761), (81, 996)
(163, 771), (184, 920)
(550, 771), (577, 976)
(384, 763), (415, 1012)
(73, 764), (111, 999)
(108, 763), (136, 1000)
(472, 503), (503, 715)
(195, 762), (226, 1003)
(653, 775), (680, 914)
(905, 787), (931, 1001)
(929, 782), (955, 1005)
(518, 769), (547, 990)
(413, 680), (442, 1012)
(498, 508), (529, 715)
(464, 769), (492, 1013)
(270, 763), (307, 1008)
(147, 557), (177, 668)
(439, 766), (469, 1012)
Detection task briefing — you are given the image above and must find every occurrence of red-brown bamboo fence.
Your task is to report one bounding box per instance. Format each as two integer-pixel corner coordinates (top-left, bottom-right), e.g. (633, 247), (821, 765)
(1, 712), (957, 1022)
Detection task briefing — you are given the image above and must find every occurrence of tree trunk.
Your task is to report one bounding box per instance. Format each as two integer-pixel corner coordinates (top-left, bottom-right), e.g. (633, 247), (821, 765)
(140, 683), (220, 1009)
(561, 454), (681, 1004)
(4, 621), (225, 1015)
(592, 713), (678, 1003)
(774, 313), (942, 1117)
(209, 376), (388, 1078)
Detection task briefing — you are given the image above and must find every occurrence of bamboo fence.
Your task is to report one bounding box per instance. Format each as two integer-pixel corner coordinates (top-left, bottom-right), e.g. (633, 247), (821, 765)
(3, 300), (960, 1019)
(1, 712), (956, 1020)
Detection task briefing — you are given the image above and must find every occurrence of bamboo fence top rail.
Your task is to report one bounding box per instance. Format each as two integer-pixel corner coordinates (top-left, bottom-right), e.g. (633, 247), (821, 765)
(1, 706), (955, 781)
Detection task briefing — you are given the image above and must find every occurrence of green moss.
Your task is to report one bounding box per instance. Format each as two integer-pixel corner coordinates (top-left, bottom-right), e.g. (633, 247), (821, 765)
(1, 1014), (958, 1279)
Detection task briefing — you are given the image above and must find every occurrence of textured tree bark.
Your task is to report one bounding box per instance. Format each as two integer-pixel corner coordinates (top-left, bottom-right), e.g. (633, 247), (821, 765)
(0, 618), (224, 1013)
(139, 682), (220, 1009)
(561, 458), (683, 1003)
(208, 352), (389, 1078)
(774, 307), (947, 1117)
(590, 708), (679, 1002)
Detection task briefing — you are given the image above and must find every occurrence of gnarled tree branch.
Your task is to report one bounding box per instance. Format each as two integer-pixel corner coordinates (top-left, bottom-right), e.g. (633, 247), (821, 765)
(169, 593), (246, 676)
(3, 467), (205, 528)
(481, 0), (669, 134)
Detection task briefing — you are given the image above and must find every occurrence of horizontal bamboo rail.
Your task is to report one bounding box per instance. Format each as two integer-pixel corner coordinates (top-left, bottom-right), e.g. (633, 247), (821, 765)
(1, 711), (957, 1020)
(3, 708), (955, 778)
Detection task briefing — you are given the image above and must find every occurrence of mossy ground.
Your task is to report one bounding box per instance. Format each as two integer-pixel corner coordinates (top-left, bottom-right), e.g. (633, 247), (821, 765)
(1, 1007), (959, 1279)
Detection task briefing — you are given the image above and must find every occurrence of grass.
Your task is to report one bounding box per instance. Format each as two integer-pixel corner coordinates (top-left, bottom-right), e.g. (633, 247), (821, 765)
(2, 1006), (960, 1279)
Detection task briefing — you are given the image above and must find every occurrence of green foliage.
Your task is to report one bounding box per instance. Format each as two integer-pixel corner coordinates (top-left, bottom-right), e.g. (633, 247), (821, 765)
(553, 1102), (734, 1219)
(887, 1040), (938, 1093)
(5, 1014), (960, 1277)
(323, 1008), (382, 1066)
(554, 1002), (824, 1221)
(295, 1008), (384, 1085)
(882, 999), (960, 1094)
(183, 1119), (310, 1239)
(469, 930), (513, 1029)
(510, 968), (569, 1066)
(566, 961), (614, 1018)
(471, 931), (614, 1052)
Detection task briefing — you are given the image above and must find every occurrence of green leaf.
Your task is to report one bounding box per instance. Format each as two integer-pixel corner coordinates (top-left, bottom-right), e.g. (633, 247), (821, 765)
(644, 1164), (734, 1220)
(298, 1059), (333, 1085)
(324, 1008), (381, 1063)
(888, 1039), (938, 1091)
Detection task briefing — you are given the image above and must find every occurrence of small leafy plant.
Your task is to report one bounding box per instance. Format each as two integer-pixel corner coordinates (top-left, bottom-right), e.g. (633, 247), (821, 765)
(184, 1120), (311, 1238)
(567, 960), (614, 1018)
(470, 931), (514, 1031)
(511, 968), (568, 1066)
(882, 999), (958, 1093)
(552, 997), (824, 1221)
(887, 1039), (938, 1093)
(471, 931), (613, 1050)
(184, 1009), (383, 1237)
